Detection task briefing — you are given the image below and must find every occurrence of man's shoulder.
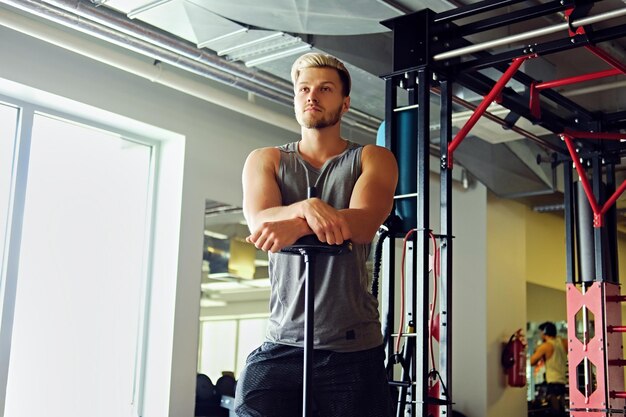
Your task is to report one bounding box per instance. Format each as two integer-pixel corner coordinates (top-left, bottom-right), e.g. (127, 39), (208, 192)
(248, 146), (281, 160)
(361, 144), (398, 172)
(362, 143), (395, 158)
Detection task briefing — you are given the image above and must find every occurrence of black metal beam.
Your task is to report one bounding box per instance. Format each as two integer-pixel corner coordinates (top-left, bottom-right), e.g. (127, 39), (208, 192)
(592, 154), (605, 282)
(435, 0), (529, 23)
(439, 77), (454, 417)
(454, 0), (567, 37)
(383, 77), (397, 368)
(564, 162), (576, 284)
(415, 67), (431, 417)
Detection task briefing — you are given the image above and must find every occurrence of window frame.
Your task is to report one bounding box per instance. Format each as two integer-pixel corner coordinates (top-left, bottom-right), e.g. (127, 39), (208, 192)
(0, 92), (160, 417)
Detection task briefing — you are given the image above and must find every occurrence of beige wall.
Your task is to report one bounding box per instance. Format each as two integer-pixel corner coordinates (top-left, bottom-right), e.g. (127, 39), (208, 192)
(526, 283), (567, 323)
(486, 194), (528, 417)
(526, 210), (567, 290)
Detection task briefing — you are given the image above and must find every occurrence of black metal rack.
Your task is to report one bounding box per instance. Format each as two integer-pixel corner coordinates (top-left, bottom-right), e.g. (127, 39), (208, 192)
(380, 1), (626, 415)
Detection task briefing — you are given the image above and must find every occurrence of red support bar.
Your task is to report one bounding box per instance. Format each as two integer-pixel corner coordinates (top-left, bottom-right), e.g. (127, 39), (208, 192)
(585, 45), (626, 74)
(608, 326), (626, 333)
(529, 82), (541, 119)
(600, 179), (626, 217)
(562, 134), (603, 226)
(563, 128), (626, 141)
(446, 56), (530, 169)
(609, 359), (626, 367)
(536, 68), (622, 90)
(607, 295), (626, 302)
(611, 391), (626, 399)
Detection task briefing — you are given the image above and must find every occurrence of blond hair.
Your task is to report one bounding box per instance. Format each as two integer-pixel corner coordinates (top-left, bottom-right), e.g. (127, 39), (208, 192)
(290, 52), (351, 97)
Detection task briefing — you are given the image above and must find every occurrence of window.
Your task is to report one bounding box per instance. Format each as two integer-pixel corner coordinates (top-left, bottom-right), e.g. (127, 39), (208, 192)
(199, 320), (238, 382)
(199, 317), (268, 383)
(236, 318), (268, 373)
(3, 112), (154, 417)
(0, 102), (18, 277)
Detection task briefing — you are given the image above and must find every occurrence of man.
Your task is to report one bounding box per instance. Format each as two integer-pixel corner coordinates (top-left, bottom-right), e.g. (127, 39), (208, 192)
(530, 321), (568, 415)
(234, 52), (398, 417)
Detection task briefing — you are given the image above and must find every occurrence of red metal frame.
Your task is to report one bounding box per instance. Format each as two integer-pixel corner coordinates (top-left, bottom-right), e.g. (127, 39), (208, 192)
(528, 16), (626, 119)
(446, 56), (531, 168)
(529, 69), (622, 118)
(561, 133), (626, 227)
(608, 325), (626, 332)
(536, 69), (621, 91)
(567, 282), (625, 417)
(563, 129), (626, 141)
(585, 45), (626, 74)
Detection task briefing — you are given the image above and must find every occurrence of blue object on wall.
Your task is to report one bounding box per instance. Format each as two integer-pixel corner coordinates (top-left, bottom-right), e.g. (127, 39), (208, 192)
(377, 108), (417, 232)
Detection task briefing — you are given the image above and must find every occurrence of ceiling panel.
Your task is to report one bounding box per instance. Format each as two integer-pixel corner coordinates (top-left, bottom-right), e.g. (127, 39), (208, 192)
(186, 0), (403, 34)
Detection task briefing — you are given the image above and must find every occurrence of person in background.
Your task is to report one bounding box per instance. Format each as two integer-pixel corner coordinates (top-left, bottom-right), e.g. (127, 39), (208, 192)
(234, 52), (398, 417)
(531, 321), (568, 416)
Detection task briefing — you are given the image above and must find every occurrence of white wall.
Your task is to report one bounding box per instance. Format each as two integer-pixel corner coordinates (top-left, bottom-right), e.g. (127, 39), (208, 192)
(429, 173), (489, 417)
(0, 22), (297, 417)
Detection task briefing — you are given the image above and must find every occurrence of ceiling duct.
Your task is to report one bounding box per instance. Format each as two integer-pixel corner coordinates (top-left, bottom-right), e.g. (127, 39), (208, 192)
(3, 0), (380, 131)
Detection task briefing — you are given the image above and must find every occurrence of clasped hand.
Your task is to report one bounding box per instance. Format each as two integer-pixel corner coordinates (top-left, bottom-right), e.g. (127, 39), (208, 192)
(247, 198), (352, 253)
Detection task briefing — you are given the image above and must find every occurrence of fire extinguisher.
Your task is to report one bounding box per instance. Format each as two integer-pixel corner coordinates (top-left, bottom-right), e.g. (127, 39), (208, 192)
(501, 329), (527, 387)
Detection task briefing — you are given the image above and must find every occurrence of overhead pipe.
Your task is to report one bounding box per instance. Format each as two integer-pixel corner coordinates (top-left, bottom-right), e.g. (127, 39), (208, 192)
(1, 0), (380, 132)
(434, 7), (626, 61)
(40, 0), (294, 95)
(0, 4), (302, 133)
(1, 0), (291, 103)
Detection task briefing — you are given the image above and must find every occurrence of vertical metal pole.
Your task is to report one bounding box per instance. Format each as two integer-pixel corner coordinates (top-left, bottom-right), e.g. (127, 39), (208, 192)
(605, 162), (618, 284)
(591, 155), (605, 281)
(384, 77), (398, 367)
(382, 236), (396, 367)
(302, 185), (317, 417)
(439, 77), (453, 417)
(302, 253), (314, 417)
(415, 67), (431, 417)
(563, 162), (576, 284)
(398, 239), (418, 417)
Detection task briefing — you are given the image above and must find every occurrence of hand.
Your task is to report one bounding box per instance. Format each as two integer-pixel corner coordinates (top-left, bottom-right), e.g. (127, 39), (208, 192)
(247, 218), (308, 253)
(300, 198), (351, 245)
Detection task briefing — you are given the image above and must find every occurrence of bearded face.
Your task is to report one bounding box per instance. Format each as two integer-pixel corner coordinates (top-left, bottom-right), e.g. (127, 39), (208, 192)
(293, 67), (349, 130)
(295, 101), (344, 129)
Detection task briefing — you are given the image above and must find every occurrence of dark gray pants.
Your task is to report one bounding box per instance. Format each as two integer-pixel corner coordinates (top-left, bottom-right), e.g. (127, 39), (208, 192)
(234, 342), (393, 417)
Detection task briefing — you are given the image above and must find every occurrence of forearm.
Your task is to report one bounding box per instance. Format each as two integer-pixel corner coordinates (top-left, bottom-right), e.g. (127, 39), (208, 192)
(247, 216), (314, 252)
(245, 201), (305, 232)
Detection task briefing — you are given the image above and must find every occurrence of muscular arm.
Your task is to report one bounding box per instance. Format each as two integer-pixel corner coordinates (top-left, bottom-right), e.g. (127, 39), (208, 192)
(281, 145), (398, 245)
(341, 145), (398, 244)
(530, 342), (553, 366)
(242, 145), (397, 251)
(242, 148), (312, 252)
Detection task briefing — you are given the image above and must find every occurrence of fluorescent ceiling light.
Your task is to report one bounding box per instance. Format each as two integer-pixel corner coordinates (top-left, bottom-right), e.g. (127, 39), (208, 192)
(204, 230), (229, 239)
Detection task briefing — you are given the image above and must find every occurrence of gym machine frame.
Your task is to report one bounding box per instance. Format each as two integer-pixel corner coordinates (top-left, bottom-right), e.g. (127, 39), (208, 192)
(380, 0), (626, 416)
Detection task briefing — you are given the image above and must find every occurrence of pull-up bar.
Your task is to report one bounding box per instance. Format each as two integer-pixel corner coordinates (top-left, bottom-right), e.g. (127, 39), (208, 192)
(534, 69), (622, 91)
(433, 7), (626, 61)
(529, 47), (626, 118)
(562, 133), (626, 227)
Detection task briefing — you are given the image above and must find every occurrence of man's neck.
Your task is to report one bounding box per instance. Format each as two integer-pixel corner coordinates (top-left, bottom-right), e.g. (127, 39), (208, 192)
(298, 125), (347, 168)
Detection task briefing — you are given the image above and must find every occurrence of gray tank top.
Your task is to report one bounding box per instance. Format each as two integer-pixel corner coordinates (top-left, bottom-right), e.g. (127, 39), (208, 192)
(265, 140), (383, 352)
